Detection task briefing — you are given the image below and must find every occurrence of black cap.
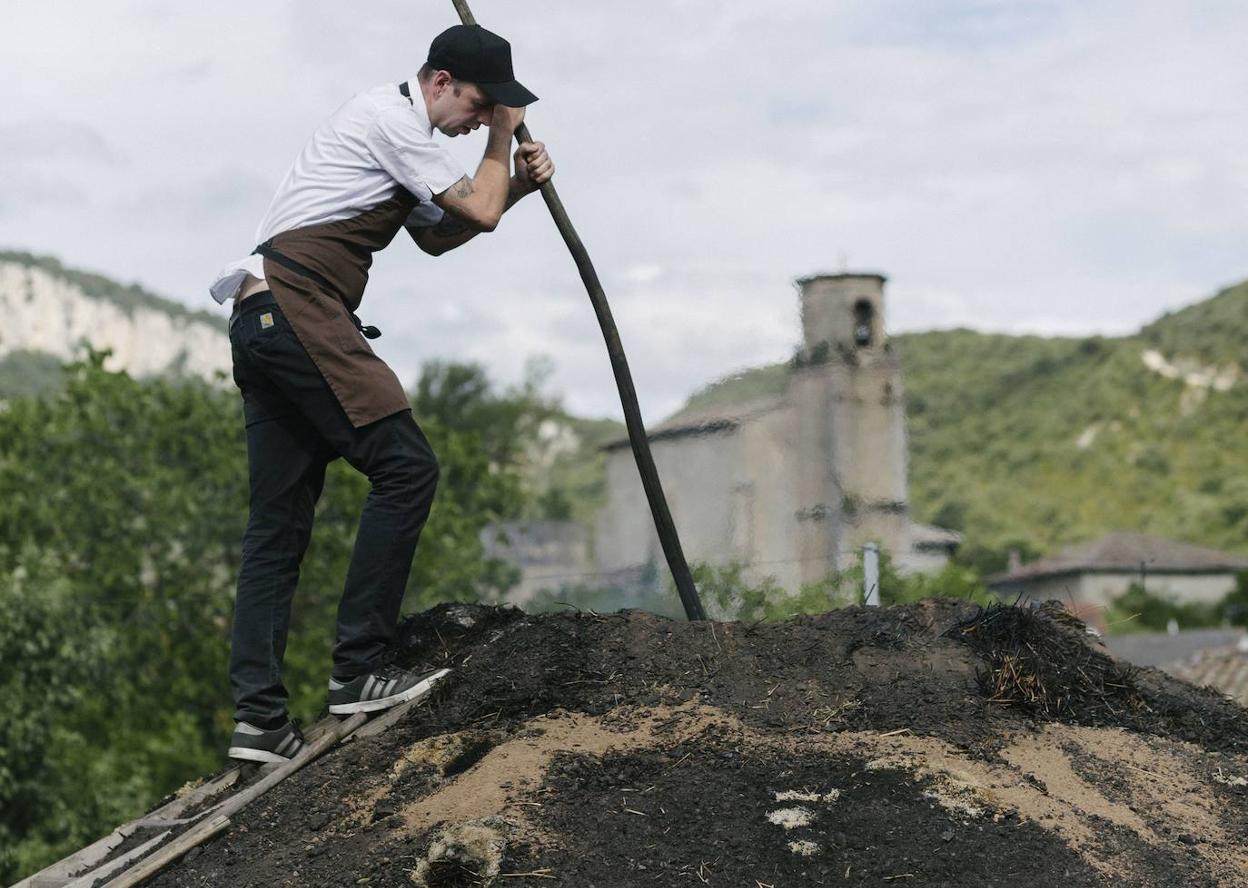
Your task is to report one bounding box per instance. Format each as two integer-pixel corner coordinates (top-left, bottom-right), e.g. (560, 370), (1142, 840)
(427, 24), (537, 107)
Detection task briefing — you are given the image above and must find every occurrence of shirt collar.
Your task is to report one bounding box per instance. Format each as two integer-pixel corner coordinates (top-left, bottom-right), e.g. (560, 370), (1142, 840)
(405, 77), (434, 138)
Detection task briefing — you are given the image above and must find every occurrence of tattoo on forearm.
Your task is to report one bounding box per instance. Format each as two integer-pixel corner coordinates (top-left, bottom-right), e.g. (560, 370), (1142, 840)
(432, 212), (472, 237)
(506, 178), (527, 210)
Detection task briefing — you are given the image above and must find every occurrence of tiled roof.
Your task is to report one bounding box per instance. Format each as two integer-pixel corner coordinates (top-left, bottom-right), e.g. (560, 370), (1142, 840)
(989, 531), (1248, 586)
(603, 394), (786, 451)
(1103, 629), (1246, 669)
(1171, 637), (1248, 707)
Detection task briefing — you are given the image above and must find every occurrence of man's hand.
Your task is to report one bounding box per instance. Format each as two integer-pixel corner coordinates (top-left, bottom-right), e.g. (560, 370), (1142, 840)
(514, 141), (554, 194)
(491, 103), (526, 135)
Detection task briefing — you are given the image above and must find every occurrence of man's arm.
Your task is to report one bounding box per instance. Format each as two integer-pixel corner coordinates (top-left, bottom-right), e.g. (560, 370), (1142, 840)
(411, 178), (527, 255)
(429, 104), (524, 233)
(411, 140), (555, 256)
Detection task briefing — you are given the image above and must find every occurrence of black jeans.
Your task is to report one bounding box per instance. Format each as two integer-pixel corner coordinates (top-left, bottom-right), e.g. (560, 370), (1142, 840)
(228, 291), (439, 727)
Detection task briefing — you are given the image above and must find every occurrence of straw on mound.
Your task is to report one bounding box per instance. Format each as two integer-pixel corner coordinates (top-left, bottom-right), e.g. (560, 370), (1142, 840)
(944, 601), (1147, 719)
(946, 600), (1248, 751)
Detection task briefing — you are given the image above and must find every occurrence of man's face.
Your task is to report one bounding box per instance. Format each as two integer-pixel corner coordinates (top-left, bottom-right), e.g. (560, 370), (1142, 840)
(427, 72), (494, 137)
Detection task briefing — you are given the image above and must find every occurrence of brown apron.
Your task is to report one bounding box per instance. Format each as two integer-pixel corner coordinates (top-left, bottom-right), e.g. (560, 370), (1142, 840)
(257, 191), (418, 428)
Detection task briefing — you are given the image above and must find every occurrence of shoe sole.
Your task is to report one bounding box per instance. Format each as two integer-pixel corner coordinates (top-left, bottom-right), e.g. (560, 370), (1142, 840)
(227, 745), (302, 764)
(328, 667), (450, 715)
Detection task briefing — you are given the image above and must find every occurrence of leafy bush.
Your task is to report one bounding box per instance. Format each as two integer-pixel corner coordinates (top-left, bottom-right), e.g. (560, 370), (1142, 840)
(0, 355), (547, 882)
(1104, 583), (1220, 632)
(1220, 572), (1248, 627)
(678, 549), (991, 622)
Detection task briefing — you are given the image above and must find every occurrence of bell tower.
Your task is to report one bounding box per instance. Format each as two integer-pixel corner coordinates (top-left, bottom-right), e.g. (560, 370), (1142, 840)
(790, 272), (910, 582)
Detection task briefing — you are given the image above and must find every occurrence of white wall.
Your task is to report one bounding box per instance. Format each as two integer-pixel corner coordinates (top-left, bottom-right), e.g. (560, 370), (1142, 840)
(1004, 571), (1238, 610)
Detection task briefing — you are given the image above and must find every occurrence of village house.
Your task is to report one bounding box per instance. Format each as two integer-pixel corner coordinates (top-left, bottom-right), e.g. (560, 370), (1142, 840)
(988, 531), (1248, 612)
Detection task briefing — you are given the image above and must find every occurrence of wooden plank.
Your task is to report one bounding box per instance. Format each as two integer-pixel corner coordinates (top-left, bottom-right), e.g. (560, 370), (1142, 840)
(100, 713), (367, 888)
(13, 713), (344, 887)
(12, 826), (136, 888)
(97, 818), (230, 888)
(62, 831), (170, 888)
(143, 769), (239, 822)
(22, 678), (448, 888)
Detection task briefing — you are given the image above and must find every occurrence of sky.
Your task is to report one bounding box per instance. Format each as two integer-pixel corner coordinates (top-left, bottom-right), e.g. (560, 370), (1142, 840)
(2, 0), (1246, 421)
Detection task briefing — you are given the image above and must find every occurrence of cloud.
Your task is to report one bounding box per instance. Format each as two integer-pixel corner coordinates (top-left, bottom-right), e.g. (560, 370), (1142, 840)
(0, 0), (1245, 421)
(0, 119), (119, 164)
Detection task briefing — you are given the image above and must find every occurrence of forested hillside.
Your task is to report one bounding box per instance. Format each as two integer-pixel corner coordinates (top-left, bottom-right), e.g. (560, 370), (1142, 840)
(662, 279), (1248, 571)
(901, 279), (1248, 566)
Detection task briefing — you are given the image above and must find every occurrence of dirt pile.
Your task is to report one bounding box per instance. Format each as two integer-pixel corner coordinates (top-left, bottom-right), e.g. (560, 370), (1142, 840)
(143, 601), (1248, 888)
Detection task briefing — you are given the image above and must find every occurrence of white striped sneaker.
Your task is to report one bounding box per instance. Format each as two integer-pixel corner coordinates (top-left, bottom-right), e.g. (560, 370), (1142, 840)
(227, 720), (305, 764)
(327, 666), (449, 715)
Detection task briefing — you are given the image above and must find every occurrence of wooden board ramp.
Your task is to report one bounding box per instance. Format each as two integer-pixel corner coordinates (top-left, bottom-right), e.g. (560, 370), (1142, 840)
(10, 672), (448, 888)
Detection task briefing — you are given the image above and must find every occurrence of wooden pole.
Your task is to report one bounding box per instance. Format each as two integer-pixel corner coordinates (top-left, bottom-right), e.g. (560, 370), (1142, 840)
(446, 0), (706, 620)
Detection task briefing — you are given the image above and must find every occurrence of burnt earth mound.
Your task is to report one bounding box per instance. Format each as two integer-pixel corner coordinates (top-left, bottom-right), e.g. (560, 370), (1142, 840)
(140, 601), (1248, 888)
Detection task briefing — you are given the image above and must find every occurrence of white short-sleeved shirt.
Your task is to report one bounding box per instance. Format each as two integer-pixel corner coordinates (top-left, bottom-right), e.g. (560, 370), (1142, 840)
(209, 79), (466, 304)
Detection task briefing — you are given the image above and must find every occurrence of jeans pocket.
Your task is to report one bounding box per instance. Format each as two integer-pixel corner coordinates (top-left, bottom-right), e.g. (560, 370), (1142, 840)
(243, 307), (294, 354)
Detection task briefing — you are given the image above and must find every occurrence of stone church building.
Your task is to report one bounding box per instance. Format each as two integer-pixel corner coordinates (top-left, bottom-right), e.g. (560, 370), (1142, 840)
(594, 272), (958, 593)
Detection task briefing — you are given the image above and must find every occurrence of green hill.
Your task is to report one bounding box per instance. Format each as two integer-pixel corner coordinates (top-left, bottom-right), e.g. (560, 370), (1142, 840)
(660, 279), (1248, 570)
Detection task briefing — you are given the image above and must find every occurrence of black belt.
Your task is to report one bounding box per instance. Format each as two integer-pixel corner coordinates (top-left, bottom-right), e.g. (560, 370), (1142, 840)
(252, 241), (381, 339)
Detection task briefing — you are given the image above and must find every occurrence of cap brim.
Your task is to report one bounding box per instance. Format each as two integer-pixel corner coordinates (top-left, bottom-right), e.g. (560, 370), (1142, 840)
(479, 80), (538, 107)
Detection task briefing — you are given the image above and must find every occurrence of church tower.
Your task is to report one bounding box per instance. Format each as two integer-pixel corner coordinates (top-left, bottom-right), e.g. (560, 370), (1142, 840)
(790, 272), (910, 583)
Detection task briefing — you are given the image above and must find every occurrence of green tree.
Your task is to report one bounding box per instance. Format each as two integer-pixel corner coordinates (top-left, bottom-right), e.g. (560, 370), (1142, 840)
(1219, 571), (1248, 627)
(675, 550), (991, 623)
(1104, 582), (1220, 632)
(0, 556), (107, 879)
(0, 354), (548, 882)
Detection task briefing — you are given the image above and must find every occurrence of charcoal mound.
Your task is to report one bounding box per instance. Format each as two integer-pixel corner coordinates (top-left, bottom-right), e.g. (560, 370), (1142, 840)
(143, 601), (1248, 888)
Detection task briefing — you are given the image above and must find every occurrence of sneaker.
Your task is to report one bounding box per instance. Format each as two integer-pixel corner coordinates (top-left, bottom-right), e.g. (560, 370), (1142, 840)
(228, 720), (305, 764)
(327, 666), (450, 715)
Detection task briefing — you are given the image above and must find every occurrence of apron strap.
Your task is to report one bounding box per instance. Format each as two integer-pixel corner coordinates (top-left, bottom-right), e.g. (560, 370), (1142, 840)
(253, 241), (382, 340)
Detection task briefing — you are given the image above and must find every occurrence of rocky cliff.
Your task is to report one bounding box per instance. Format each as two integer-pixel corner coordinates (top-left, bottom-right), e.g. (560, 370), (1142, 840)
(0, 251), (228, 388)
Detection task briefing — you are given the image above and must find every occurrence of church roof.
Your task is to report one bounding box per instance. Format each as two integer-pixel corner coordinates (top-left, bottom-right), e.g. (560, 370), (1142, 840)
(795, 270), (888, 285)
(988, 531), (1248, 587)
(602, 394), (787, 452)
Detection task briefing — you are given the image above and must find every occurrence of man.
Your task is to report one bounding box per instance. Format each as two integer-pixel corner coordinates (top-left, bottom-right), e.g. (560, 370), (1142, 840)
(209, 24), (553, 764)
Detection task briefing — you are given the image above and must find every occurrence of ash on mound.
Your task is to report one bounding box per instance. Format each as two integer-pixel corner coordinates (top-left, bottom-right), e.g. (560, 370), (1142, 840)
(147, 602), (1248, 888)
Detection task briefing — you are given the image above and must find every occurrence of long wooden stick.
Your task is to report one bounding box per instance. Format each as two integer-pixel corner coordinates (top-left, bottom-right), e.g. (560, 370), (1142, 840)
(447, 0), (706, 621)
